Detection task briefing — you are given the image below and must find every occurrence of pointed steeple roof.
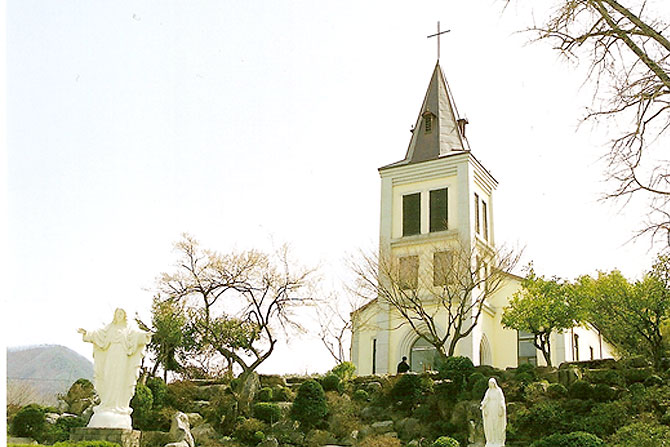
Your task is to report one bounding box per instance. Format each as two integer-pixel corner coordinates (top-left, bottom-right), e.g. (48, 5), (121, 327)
(383, 62), (469, 169)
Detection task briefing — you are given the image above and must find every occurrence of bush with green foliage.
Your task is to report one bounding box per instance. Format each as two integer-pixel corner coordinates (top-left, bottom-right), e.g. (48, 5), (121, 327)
(516, 400), (568, 436)
(291, 380), (328, 429)
(43, 415), (87, 444)
(329, 362), (356, 381)
(530, 431), (604, 447)
(130, 383), (154, 430)
(146, 377), (169, 408)
(257, 387), (273, 402)
(271, 385), (293, 402)
(352, 389), (369, 402)
(432, 435), (460, 447)
(50, 442), (122, 447)
(390, 373), (430, 410)
(547, 383), (568, 399)
(234, 417), (268, 445)
(569, 380), (593, 400)
(591, 383), (615, 402)
(437, 356), (475, 392)
(516, 362), (538, 381)
(471, 377), (489, 401)
(609, 421), (670, 446)
(166, 380), (198, 412)
(578, 401), (629, 437)
(59, 378), (95, 412)
(320, 374), (342, 392)
(11, 404), (47, 441)
(252, 402), (281, 424)
(644, 374), (664, 387)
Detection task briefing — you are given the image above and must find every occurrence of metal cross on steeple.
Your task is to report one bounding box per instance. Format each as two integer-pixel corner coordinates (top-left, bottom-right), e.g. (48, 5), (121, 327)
(427, 21), (451, 61)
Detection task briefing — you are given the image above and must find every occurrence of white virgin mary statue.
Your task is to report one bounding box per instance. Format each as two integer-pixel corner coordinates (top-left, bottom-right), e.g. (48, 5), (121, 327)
(78, 308), (151, 429)
(480, 377), (506, 447)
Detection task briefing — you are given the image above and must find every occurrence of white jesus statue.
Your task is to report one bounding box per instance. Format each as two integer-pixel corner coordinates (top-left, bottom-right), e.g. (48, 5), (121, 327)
(78, 308), (151, 429)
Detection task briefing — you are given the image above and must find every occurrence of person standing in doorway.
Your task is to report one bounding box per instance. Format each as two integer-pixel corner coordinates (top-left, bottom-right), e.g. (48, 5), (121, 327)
(397, 356), (410, 373)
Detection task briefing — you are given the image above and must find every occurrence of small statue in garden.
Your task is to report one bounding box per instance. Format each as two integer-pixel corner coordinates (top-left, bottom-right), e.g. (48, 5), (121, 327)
(480, 378), (506, 447)
(165, 412), (195, 447)
(78, 308), (151, 429)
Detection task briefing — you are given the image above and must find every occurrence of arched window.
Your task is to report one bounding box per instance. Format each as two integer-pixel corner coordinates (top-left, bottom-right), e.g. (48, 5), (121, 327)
(410, 338), (438, 372)
(479, 335), (492, 366)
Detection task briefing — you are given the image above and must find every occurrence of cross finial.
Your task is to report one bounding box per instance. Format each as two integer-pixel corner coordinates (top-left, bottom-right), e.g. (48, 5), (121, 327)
(427, 21), (451, 61)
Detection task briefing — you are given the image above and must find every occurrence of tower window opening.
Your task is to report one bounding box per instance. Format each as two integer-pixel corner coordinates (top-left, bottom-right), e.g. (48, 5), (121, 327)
(425, 115), (432, 133)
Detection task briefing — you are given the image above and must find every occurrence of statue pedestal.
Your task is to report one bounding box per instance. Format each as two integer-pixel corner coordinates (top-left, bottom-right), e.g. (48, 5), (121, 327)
(71, 427), (140, 447)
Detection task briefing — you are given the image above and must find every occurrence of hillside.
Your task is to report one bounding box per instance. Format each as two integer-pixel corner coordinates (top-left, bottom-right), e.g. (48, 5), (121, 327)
(7, 345), (93, 406)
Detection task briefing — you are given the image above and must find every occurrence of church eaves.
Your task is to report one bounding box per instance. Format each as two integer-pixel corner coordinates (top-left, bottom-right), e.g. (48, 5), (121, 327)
(381, 62), (469, 170)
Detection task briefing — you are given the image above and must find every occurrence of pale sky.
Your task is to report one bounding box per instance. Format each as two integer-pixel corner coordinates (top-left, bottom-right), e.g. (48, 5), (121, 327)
(5, 0), (665, 375)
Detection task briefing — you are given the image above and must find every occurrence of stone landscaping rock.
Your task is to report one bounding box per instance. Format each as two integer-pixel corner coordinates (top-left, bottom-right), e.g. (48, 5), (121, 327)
(7, 437), (37, 445)
(186, 413), (204, 428)
(396, 417), (422, 440)
(365, 382), (383, 394)
(260, 374), (287, 387)
(371, 420), (394, 434)
(195, 384), (227, 401)
(139, 430), (171, 447)
(558, 366), (581, 387)
(407, 440), (419, 447)
(239, 372), (261, 414)
(191, 423), (218, 444)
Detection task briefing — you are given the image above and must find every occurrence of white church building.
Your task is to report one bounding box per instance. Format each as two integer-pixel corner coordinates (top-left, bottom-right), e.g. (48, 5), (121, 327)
(350, 61), (613, 375)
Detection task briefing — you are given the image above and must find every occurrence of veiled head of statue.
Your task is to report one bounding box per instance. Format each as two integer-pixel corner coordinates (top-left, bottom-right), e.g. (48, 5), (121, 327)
(113, 308), (127, 325)
(488, 377), (498, 389)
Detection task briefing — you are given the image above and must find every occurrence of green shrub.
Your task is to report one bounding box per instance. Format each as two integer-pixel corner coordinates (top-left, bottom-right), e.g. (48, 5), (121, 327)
(10, 404), (47, 440)
(644, 374), (664, 387)
(587, 369), (624, 387)
(329, 362), (356, 381)
(516, 362), (538, 380)
(592, 383), (615, 402)
(547, 383), (568, 399)
(516, 400), (567, 436)
(623, 367), (654, 384)
(291, 379), (328, 429)
(146, 377), (169, 408)
(390, 373), (429, 410)
(252, 402), (281, 424)
(660, 408), (670, 426)
(257, 387), (273, 402)
(320, 374), (341, 392)
(467, 372), (485, 390)
(51, 442), (122, 447)
(271, 386), (293, 402)
(352, 389), (369, 402)
(579, 401), (629, 437)
(530, 431), (604, 447)
(432, 436), (460, 447)
(471, 378), (489, 401)
(569, 380), (593, 400)
(166, 380), (198, 412)
(609, 421), (670, 447)
(130, 384), (154, 430)
(43, 415), (87, 444)
(59, 378), (95, 411)
(234, 417), (268, 445)
(437, 356), (475, 391)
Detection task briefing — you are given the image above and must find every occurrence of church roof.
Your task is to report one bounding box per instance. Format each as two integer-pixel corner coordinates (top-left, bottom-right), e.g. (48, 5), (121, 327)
(381, 62), (469, 170)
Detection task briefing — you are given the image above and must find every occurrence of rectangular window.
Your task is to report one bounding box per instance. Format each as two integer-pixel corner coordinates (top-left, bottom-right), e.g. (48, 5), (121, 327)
(402, 193), (421, 236)
(372, 339), (377, 374)
(399, 256), (419, 289)
(429, 188), (448, 232)
(474, 193), (480, 234)
(425, 115), (432, 133)
(482, 201), (489, 241)
(433, 251), (452, 286)
(518, 331), (537, 366)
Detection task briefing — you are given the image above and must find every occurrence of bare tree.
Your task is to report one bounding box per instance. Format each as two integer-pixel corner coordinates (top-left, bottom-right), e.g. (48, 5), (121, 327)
(352, 242), (520, 357)
(154, 234), (316, 378)
(505, 0), (670, 246)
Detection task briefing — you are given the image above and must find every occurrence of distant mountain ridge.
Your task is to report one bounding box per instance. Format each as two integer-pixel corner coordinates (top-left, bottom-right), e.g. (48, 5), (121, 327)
(7, 344), (94, 406)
